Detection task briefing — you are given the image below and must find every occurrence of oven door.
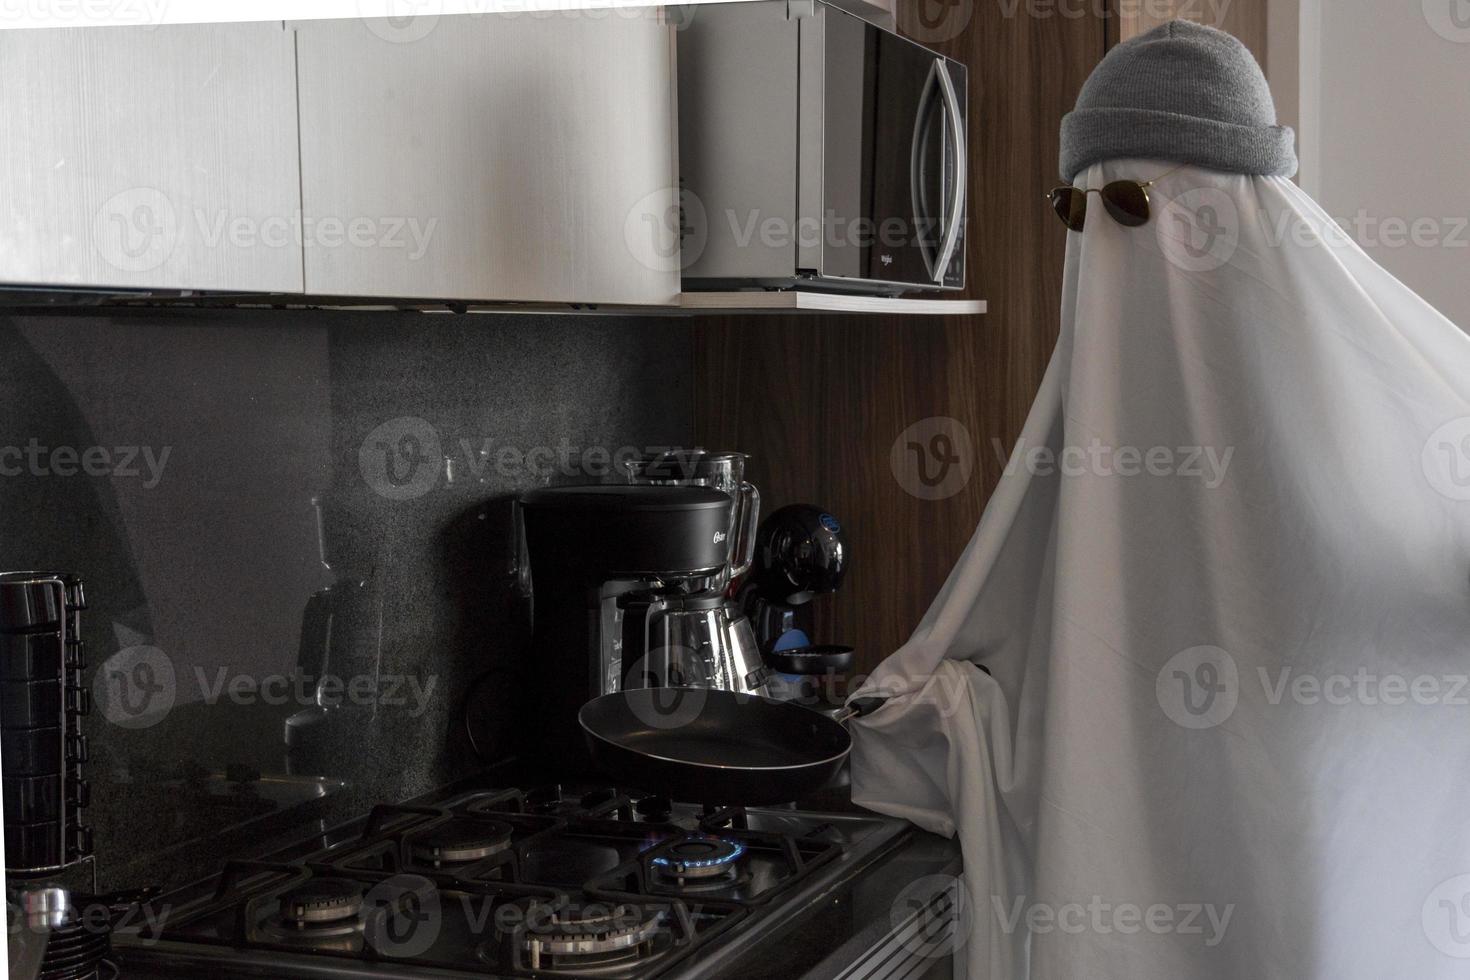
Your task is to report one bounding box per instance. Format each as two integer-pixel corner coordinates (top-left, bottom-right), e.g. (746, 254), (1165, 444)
(809, 8), (966, 293)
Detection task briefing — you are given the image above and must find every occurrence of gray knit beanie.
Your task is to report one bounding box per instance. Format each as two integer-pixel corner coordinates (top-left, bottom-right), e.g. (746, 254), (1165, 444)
(1060, 20), (1297, 182)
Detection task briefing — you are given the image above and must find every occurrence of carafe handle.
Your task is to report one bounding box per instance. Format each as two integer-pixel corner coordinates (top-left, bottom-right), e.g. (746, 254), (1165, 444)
(730, 482), (761, 581)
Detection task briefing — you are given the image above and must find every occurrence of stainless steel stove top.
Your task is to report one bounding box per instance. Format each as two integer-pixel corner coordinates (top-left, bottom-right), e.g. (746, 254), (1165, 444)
(112, 785), (918, 979)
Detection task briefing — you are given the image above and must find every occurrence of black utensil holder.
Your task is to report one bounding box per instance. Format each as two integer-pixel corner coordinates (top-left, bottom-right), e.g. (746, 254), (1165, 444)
(0, 572), (92, 876)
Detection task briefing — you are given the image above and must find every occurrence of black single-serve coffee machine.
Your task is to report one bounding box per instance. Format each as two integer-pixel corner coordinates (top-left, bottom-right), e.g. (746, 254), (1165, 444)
(516, 485), (732, 765)
(738, 504), (854, 696)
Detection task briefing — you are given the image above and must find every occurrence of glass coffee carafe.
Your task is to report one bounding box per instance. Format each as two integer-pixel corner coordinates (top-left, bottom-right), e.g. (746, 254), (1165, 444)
(627, 593), (769, 696)
(621, 451), (760, 591)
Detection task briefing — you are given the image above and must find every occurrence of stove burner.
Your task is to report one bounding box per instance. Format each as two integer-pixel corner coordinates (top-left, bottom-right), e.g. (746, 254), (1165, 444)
(651, 836), (745, 882)
(279, 878), (365, 927)
(409, 820), (514, 866)
(522, 902), (664, 971)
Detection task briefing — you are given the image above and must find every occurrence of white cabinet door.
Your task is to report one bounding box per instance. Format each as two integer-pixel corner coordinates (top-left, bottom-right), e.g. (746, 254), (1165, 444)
(294, 12), (679, 306)
(0, 23), (302, 293)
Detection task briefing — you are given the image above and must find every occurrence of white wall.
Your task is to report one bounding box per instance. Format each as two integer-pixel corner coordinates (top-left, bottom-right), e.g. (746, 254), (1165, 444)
(1293, 0), (1470, 330)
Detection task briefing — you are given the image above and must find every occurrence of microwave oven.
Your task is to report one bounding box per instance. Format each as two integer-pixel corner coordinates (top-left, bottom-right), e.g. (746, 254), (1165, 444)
(677, 0), (967, 296)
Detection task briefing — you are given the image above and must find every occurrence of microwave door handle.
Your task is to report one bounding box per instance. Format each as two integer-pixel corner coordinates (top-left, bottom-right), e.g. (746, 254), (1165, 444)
(934, 60), (966, 284)
(910, 60), (942, 281)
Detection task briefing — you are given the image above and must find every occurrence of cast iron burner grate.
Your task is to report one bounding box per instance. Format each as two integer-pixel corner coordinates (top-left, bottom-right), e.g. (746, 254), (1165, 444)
(109, 785), (912, 979)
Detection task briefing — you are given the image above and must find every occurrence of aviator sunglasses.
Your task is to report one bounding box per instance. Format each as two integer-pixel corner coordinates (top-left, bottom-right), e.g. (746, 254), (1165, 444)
(1047, 163), (1187, 231)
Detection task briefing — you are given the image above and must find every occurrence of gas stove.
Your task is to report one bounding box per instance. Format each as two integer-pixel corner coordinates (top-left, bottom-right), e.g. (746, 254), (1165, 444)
(111, 784), (959, 979)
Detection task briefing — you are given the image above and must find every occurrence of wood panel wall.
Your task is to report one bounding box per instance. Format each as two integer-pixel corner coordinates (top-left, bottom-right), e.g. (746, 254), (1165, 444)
(689, 2), (1108, 675)
(1119, 0), (1267, 64)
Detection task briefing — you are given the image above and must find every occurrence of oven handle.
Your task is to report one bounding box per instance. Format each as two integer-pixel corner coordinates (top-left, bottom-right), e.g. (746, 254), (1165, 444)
(910, 59), (941, 281)
(934, 59), (966, 285)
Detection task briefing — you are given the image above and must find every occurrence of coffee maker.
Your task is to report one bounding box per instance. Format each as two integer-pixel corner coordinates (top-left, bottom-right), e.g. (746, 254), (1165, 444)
(740, 504), (849, 659)
(620, 451), (760, 593)
(517, 485), (732, 762)
(618, 451), (770, 697)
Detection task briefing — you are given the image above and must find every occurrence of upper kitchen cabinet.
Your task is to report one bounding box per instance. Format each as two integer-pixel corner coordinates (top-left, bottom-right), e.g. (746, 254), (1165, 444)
(0, 23), (302, 293)
(294, 12), (680, 306)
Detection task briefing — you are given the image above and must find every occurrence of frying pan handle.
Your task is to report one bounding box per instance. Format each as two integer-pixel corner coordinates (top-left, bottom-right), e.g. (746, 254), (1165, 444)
(835, 696), (888, 724)
(835, 663), (992, 722)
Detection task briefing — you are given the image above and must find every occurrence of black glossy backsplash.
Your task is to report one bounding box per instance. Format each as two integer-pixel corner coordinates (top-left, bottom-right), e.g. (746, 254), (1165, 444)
(0, 310), (694, 890)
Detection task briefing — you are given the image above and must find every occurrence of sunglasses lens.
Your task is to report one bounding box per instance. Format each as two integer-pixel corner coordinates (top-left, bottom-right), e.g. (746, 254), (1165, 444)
(1050, 188), (1087, 232)
(1101, 181), (1151, 227)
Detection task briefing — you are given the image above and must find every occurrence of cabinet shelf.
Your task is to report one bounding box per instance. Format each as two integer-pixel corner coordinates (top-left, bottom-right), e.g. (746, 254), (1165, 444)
(0, 288), (985, 318)
(671, 291), (985, 315)
(408, 291), (986, 316)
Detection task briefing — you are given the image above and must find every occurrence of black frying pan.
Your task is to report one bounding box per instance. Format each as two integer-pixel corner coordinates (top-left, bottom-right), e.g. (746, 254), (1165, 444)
(578, 688), (885, 806)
